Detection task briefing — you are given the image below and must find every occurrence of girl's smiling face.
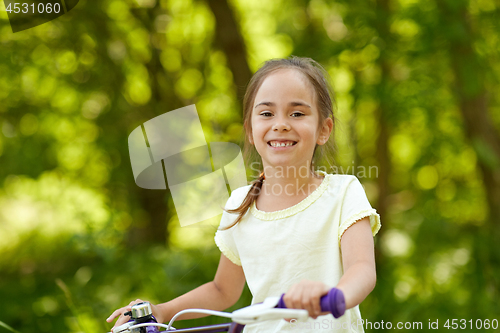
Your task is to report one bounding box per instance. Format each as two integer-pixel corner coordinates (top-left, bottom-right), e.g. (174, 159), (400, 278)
(249, 68), (332, 171)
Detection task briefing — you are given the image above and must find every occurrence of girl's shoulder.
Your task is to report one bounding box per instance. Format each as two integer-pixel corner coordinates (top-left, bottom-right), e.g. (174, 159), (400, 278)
(322, 172), (367, 194)
(326, 173), (360, 182)
(225, 184), (252, 210)
(322, 171), (361, 185)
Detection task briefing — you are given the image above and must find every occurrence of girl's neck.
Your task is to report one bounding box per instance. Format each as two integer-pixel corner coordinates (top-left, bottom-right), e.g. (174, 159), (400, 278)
(254, 166), (324, 212)
(261, 166), (323, 198)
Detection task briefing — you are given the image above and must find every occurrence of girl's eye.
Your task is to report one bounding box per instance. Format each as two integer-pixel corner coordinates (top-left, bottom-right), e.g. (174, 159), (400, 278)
(260, 111), (273, 117)
(291, 112), (304, 117)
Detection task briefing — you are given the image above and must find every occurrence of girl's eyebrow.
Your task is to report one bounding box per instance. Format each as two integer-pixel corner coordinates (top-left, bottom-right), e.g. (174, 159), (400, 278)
(254, 101), (312, 109)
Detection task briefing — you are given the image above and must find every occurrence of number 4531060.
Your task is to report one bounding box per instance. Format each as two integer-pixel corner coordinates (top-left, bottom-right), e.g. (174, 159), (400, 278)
(444, 319), (498, 330)
(5, 3), (62, 14)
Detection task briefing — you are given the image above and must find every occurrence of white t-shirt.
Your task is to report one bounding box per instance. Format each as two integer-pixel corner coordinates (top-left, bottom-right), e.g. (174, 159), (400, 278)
(214, 171), (381, 332)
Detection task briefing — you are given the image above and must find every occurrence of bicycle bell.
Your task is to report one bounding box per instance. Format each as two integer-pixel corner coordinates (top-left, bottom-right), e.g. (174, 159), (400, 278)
(129, 302), (153, 320)
(115, 302), (158, 333)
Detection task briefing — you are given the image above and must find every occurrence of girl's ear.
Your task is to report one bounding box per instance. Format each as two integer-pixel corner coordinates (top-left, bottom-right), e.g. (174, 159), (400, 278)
(317, 117), (333, 145)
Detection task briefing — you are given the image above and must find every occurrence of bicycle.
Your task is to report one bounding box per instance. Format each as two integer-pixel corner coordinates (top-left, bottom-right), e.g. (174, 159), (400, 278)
(110, 287), (345, 333)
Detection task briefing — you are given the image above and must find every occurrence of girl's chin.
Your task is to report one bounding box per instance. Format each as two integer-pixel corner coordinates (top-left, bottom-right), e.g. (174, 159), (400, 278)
(261, 160), (310, 169)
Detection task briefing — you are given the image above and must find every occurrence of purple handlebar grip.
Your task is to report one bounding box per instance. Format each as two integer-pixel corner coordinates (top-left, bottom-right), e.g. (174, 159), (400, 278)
(277, 288), (346, 318)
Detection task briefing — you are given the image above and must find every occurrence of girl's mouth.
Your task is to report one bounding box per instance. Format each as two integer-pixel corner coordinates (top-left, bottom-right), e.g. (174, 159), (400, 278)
(267, 140), (297, 148)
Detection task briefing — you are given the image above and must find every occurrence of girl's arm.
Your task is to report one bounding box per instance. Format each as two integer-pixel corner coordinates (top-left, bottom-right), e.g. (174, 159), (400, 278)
(107, 254), (246, 329)
(282, 217), (376, 318)
(336, 216), (377, 309)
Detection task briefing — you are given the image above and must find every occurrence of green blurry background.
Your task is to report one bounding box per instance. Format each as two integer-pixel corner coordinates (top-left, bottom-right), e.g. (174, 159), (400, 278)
(1, 0), (499, 332)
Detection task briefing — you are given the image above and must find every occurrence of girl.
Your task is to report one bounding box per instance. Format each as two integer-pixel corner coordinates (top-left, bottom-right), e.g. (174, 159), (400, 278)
(107, 56), (381, 332)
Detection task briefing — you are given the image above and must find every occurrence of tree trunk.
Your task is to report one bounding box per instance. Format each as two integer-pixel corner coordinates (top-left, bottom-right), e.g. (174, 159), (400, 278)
(448, 10), (500, 223)
(439, 0), (500, 313)
(125, 4), (185, 247)
(205, 0), (253, 102)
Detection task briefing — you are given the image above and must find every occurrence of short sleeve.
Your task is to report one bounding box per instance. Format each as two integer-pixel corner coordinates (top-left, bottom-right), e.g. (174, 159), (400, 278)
(214, 189), (247, 266)
(214, 226), (241, 266)
(338, 176), (381, 243)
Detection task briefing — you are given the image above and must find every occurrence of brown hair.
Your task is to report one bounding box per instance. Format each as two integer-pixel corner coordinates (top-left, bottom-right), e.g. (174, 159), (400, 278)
(220, 56), (337, 229)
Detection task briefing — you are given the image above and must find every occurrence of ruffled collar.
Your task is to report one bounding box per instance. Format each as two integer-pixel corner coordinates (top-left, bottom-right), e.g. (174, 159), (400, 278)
(250, 170), (330, 220)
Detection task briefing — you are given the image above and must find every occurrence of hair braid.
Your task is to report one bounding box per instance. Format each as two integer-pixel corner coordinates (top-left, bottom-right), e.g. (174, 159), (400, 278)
(219, 172), (265, 230)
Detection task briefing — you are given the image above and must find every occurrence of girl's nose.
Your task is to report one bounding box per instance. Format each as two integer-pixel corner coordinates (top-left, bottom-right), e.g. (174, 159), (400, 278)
(272, 114), (291, 132)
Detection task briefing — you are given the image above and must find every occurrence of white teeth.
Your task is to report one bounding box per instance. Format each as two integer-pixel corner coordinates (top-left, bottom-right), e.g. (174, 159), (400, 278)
(270, 141), (295, 147)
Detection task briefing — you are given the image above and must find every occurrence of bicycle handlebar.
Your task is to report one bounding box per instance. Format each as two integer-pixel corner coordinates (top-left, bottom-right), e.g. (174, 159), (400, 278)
(276, 287), (346, 318)
(112, 288), (346, 333)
